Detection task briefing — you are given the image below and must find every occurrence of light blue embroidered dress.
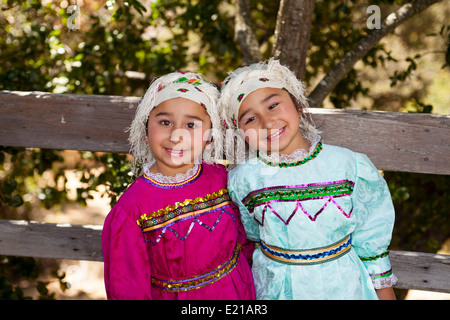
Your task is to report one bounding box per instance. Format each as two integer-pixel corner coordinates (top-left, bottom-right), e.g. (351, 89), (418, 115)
(228, 137), (397, 300)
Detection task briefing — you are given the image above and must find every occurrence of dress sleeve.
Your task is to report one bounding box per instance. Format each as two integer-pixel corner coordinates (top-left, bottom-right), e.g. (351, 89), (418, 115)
(351, 153), (398, 289)
(231, 200), (256, 264)
(228, 179), (260, 243)
(102, 204), (152, 299)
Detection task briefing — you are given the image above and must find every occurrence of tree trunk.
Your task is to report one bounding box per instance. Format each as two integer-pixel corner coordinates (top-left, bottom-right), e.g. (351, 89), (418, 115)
(307, 0), (442, 108)
(272, 0), (314, 79)
(234, 0), (263, 64)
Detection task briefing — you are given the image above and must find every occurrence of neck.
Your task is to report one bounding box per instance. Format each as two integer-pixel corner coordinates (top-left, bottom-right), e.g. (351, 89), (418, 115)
(268, 132), (311, 156)
(149, 161), (197, 177)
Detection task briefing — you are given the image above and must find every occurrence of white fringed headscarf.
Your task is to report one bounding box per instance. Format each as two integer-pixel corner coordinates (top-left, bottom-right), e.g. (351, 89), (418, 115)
(128, 72), (222, 176)
(218, 58), (319, 164)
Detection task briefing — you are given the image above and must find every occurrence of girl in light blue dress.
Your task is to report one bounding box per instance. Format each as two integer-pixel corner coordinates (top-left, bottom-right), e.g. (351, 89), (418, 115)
(219, 59), (398, 300)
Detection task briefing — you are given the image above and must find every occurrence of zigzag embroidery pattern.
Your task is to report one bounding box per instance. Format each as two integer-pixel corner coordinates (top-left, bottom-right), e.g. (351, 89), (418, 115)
(144, 207), (235, 246)
(255, 197), (353, 226)
(244, 180), (355, 225)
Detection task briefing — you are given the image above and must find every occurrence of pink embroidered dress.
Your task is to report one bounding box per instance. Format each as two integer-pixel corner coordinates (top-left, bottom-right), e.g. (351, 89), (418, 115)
(102, 163), (255, 300)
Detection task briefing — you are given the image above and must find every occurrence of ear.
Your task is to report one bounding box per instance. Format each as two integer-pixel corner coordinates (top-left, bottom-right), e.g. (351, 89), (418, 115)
(204, 137), (213, 150)
(144, 136), (149, 143)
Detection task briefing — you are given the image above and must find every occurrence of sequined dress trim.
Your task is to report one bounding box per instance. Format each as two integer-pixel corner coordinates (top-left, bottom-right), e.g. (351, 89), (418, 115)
(260, 234), (352, 265)
(137, 189), (231, 232)
(242, 180), (355, 223)
(137, 189), (235, 245)
(257, 141), (323, 168)
(151, 243), (242, 292)
(142, 164), (202, 189)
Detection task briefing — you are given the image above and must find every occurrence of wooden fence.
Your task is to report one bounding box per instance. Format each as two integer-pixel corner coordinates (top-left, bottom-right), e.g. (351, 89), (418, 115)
(0, 90), (449, 294)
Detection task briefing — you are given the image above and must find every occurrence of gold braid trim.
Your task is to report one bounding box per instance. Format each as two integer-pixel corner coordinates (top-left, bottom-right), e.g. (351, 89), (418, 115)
(136, 188), (229, 227)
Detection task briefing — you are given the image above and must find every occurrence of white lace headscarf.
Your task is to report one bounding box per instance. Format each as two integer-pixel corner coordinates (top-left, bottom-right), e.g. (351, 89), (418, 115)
(219, 58), (319, 164)
(128, 72), (222, 176)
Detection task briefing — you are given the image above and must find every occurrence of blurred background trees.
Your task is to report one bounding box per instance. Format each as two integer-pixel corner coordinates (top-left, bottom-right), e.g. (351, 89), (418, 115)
(0, 0), (449, 299)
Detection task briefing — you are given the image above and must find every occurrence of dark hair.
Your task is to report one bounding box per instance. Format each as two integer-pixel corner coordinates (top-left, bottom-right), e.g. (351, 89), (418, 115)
(144, 118), (149, 135)
(289, 93), (305, 114)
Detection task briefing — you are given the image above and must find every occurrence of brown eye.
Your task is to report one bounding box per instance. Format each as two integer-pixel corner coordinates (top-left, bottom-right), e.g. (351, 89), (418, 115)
(268, 103), (279, 110)
(244, 116), (256, 125)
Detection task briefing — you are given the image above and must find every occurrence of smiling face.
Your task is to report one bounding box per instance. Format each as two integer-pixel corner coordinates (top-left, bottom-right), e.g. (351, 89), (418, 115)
(145, 97), (212, 176)
(237, 87), (310, 155)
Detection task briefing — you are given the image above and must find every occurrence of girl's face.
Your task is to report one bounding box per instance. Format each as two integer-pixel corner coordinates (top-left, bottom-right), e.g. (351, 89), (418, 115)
(145, 97), (212, 176)
(237, 87), (309, 154)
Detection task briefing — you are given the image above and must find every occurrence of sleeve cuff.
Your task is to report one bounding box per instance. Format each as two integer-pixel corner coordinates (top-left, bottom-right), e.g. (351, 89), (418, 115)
(371, 270), (398, 289)
(359, 253), (398, 288)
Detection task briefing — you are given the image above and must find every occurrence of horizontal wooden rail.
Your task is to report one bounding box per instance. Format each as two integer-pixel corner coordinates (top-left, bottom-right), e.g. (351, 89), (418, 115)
(0, 219), (449, 293)
(0, 219), (103, 261)
(1, 90), (449, 294)
(1, 90), (449, 175)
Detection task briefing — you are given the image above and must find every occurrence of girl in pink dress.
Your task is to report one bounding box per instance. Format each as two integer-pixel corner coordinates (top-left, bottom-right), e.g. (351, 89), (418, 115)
(102, 72), (255, 300)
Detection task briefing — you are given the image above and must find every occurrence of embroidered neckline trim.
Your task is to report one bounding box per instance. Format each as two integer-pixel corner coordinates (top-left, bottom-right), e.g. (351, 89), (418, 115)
(142, 163), (202, 188)
(257, 141), (323, 168)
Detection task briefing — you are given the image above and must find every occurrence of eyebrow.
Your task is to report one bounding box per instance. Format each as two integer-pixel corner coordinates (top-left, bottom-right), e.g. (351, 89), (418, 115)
(185, 115), (204, 122)
(154, 111), (171, 117)
(238, 109), (251, 122)
(238, 93), (280, 122)
(154, 112), (204, 122)
(261, 93), (280, 103)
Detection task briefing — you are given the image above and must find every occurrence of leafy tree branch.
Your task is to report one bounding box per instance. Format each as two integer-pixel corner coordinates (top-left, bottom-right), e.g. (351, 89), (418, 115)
(307, 0), (443, 108)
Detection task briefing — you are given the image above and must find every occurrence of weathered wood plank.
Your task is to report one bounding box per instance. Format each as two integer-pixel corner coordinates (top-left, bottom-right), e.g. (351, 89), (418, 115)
(312, 108), (450, 176)
(0, 90), (137, 153)
(0, 90), (449, 175)
(390, 250), (450, 293)
(0, 219), (103, 261)
(0, 219), (449, 293)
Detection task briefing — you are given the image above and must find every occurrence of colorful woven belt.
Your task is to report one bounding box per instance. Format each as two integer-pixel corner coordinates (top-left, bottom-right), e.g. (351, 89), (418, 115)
(151, 244), (241, 292)
(260, 234), (352, 265)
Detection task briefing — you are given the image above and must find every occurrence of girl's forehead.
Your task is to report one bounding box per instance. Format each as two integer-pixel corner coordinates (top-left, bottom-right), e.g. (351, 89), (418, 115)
(239, 87), (287, 111)
(150, 97), (210, 120)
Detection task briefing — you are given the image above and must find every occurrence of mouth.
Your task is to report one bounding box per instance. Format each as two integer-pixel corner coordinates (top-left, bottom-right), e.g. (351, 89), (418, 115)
(266, 127), (286, 142)
(164, 148), (185, 157)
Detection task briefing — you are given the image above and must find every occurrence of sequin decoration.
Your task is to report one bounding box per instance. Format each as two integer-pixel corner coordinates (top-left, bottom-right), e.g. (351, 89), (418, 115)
(260, 234), (352, 265)
(142, 164), (202, 189)
(257, 142), (323, 168)
(137, 189), (235, 245)
(369, 268), (393, 280)
(151, 243), (241, 292)
(145, 207), (235, 245)
(242, 180), (355, 223)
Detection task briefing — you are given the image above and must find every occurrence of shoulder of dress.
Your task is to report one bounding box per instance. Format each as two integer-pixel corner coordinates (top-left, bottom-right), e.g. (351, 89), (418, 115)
(201, 162), (229, 179)
(321, 144), (358, 162)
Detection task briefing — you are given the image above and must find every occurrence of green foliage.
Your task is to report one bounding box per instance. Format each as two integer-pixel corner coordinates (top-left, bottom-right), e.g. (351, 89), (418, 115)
(386, 171), (450, 252)
(0, 255), (68, 300)
(427, 24), (450, 69)
(78, 152), (133, 207)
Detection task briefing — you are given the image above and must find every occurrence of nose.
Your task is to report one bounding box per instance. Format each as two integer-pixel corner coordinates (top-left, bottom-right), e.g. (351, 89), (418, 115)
(170, 127), (189, 143)
(262, 115), (275, 129)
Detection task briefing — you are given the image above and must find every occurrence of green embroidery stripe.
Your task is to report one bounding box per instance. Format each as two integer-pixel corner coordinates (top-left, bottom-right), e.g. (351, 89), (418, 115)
(243, 181), (354, 212)
(369, 269), (393, 280)
(258, 142), (323, 168)
(359, 250), (390, 261)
